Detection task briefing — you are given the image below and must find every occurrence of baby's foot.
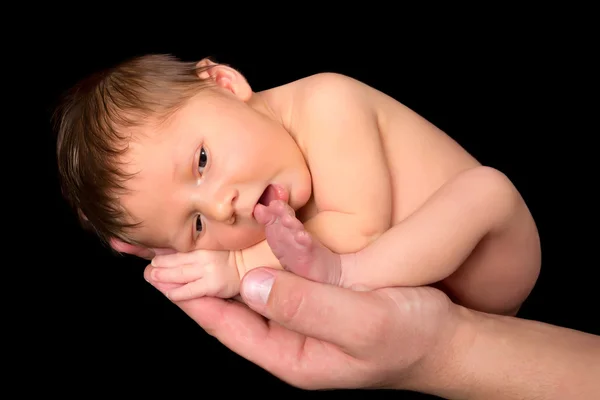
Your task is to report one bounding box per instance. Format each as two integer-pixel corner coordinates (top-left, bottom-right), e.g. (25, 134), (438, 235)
(255, 200), (342, 285)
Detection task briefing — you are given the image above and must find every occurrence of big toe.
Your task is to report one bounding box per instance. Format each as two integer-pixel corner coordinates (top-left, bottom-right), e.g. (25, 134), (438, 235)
(270, 200), (295, 217)
(254, 204), (276, 225)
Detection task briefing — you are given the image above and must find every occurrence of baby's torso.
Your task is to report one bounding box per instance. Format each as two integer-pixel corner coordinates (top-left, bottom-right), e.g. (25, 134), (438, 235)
(295, 79), (480, 226)
(376, 99), (480, 225)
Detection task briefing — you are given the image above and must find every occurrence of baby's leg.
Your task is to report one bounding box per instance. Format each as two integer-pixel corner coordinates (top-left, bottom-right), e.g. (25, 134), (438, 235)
(341, 166), (541, 315)
(255, 200), (342, 286)
(437, 201), (541, 316)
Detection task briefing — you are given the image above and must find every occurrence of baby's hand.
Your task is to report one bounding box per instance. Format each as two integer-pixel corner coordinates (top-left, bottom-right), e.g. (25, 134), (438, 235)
(148, 249), (241, 301)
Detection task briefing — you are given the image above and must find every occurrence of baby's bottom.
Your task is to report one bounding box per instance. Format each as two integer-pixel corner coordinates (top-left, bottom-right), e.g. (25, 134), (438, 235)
(433, 225), (540, 316)
(261, 201), (537, 316)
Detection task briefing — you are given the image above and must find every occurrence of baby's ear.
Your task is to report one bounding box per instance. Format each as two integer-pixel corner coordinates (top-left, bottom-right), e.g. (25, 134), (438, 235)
(195, 57), (219, 80)
(195, 57), (252, 102)
(109, 238), (155, 260)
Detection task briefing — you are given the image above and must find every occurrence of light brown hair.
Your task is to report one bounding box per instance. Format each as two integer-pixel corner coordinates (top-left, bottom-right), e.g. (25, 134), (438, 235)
(54, 54), (217, 245)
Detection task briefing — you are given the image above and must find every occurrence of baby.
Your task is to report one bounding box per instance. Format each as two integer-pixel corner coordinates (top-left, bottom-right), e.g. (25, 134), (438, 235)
(55, 54), (541, 316)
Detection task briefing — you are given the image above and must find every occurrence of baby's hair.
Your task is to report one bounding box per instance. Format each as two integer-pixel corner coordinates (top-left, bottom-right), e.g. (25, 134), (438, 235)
(53, 54), (217, 246)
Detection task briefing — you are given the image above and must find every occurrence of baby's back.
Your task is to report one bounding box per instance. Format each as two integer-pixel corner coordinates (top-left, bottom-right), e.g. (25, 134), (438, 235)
(374, 90), (482, 224)
(283, 74), (539, 315)
(279, 72), (482, 225)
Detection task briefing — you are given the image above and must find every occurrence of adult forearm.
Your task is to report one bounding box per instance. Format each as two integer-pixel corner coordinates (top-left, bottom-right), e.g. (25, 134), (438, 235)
(414, 307), (600, 399)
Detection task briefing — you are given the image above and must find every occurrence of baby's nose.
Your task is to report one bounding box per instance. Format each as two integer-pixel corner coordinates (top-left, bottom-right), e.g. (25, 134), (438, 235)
(211, 188), (238, 223)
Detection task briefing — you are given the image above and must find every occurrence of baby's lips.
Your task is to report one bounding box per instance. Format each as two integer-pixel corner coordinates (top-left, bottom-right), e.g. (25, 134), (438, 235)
(271, 183), (289, 203)
(253, 184), (289, 219)
(258, 184), (289, 206)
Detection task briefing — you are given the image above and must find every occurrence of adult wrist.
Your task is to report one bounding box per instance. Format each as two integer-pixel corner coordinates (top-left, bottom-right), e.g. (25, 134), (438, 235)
(397, 303), (480, 398)
(408, 304), (600, 399)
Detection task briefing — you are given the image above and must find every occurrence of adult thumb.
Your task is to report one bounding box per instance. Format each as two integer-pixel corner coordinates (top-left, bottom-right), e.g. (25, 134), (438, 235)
(240, 267), (377, 349)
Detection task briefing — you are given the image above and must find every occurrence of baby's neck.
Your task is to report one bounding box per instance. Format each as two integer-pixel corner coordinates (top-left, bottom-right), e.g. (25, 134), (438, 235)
(251, 84), (296, 135)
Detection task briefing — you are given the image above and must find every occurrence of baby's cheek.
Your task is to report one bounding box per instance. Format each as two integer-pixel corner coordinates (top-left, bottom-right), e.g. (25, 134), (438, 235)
(221, 226), (267, 250)
(152, 247), (178, 256)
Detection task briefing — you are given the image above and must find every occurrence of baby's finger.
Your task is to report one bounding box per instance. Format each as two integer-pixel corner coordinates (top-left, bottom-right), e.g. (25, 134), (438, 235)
(144, 265), (184, 292)
(150, 264), (204, 284)
(152, 251), (198, 267)
(166, 280), (210, 302)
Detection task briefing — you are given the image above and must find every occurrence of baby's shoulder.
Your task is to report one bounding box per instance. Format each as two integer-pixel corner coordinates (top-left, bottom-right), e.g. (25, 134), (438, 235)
(292, 72), (373, 105)
(284, 73), (389, 155)
(288, 73), (380, 129)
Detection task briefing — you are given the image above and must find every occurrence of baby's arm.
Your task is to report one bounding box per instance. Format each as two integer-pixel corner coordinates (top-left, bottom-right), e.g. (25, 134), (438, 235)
(233, 239), (283, 274)
(342, 165), (539, 293)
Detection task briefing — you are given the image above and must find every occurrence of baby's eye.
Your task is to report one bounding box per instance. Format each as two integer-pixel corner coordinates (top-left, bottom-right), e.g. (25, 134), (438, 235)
(196, 215), (203, 233)
(198, 147), (208, 174)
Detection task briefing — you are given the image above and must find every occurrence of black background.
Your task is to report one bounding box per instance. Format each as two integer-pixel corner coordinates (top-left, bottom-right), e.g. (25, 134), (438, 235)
(25, 21), (597, 399)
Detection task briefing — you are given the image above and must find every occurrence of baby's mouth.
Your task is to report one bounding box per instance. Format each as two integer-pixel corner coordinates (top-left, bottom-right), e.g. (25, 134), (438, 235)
(258, 184), (288, 207)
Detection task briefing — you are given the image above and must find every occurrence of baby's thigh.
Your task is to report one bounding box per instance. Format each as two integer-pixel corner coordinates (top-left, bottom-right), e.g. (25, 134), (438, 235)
(440, 233), (540, 316)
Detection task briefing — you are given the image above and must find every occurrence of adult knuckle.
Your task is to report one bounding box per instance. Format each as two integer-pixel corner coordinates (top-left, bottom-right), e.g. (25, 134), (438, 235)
(273, 285), (306, 325)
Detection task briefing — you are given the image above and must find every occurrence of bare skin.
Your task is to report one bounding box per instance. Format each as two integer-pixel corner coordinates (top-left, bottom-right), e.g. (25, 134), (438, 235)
(256, 164), (540, 315)
(145, 262), (600, 399)
(113, 59), (540, 316)
(254, 199), (342, 287)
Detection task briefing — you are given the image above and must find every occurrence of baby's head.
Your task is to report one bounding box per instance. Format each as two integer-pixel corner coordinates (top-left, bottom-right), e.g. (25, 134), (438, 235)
(55, 54), (311, 256)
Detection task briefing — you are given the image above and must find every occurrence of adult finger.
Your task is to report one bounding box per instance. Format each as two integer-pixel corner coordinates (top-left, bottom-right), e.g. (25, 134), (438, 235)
(240, 267), (389, 353)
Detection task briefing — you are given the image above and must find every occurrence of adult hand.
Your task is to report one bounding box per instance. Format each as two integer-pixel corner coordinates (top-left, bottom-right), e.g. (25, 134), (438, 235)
(145, 266), (600, 399)
(145, 266), (463, 392)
